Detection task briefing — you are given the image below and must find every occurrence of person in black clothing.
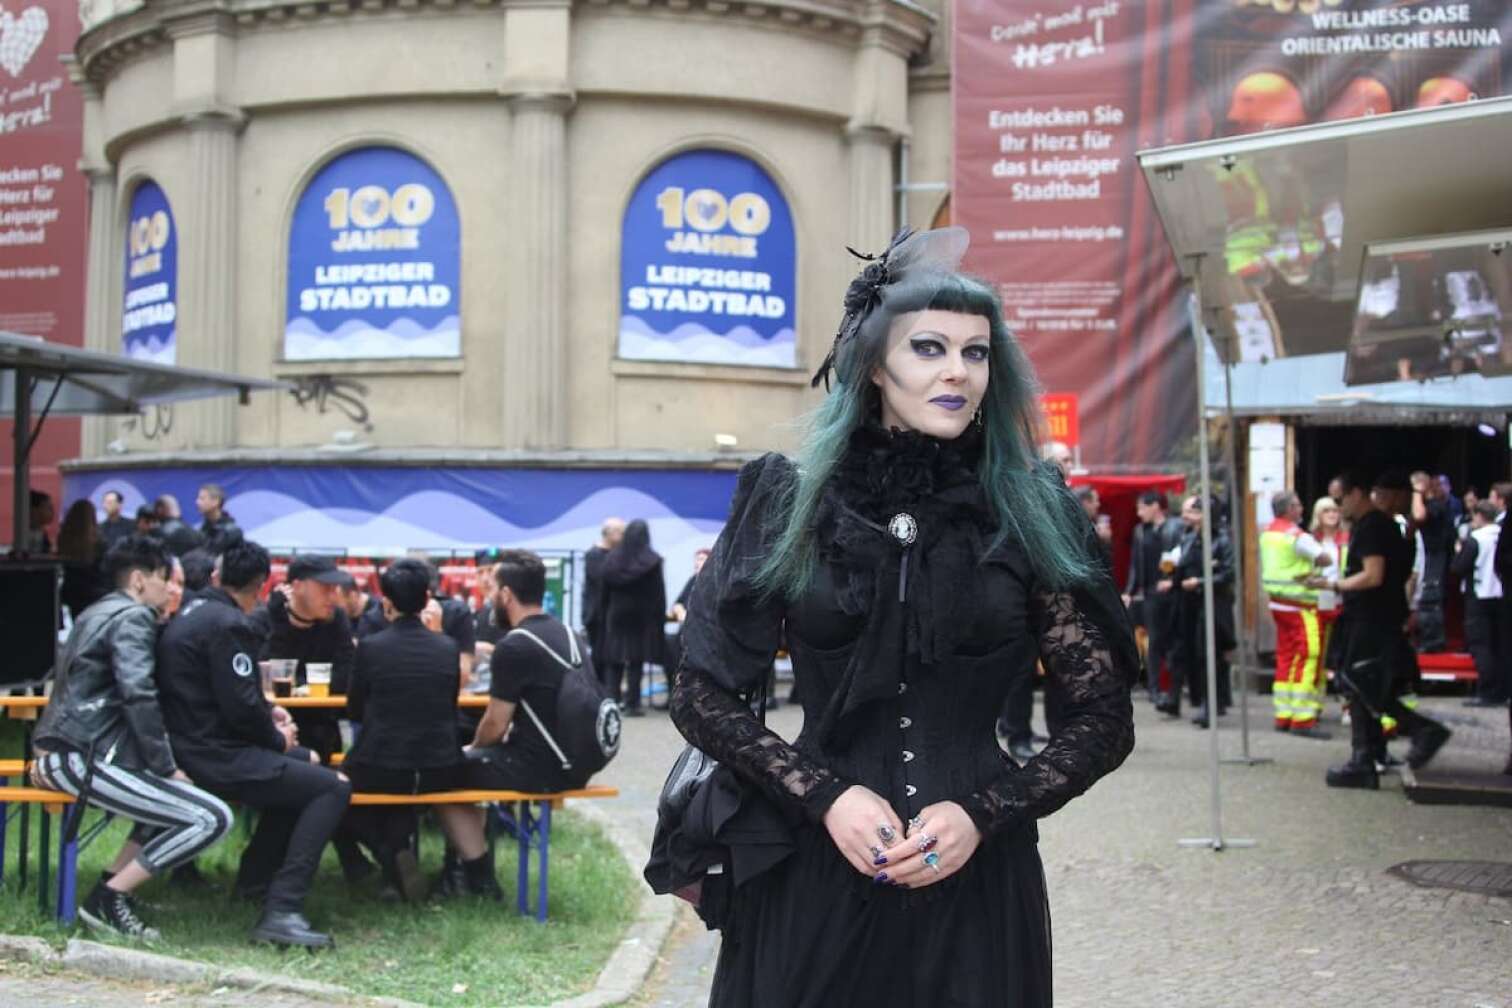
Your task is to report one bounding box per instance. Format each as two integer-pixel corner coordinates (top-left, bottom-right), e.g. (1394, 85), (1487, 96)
(31, 536), (234, 943)
(1170, 495), (1235, 726)
(180, 548), (217, 596)
(417, 557), (476, 683)
(340, 572), (387, 641)
(195, 483), (241, 554)
(27, 489), (54, 553)
(252, 554), (371, 884)
(1410, 470), (1453, 653)
(599, 519), (666, 716)
(344, 559), (500, 901)
(582, 518), (625, 662)
(467, 550), (592, 794)
(153, 495), (204, 557)
(1451, 501), (1509, 708)
(1123, 491), (1186, 707)
(656, 230), (1135, 1008)
(135, 505), (161, 538)
(664, 548), (711, 692)
(1320, 470), (1451, 789)
(58, 499), (111, 621)
(253, 555), (356, 761)
(156, 539), (349, 948)
(98, 490), (134, 549)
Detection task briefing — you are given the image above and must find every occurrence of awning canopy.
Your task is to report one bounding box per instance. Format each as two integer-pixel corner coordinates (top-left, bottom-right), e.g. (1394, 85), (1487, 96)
(1136, 96), (1512, 372)
(0, 331), (287, 415)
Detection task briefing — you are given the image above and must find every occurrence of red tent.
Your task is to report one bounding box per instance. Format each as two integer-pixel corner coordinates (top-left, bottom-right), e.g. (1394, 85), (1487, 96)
(1068, 473), (1188, 590)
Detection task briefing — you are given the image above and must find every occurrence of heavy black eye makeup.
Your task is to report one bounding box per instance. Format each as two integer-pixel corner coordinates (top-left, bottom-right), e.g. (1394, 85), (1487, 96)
(906, 336), (991, 362)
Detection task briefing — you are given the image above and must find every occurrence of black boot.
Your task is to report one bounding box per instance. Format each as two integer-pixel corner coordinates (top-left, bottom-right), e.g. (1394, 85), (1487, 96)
(251, 910), (334, 949)
(434, 847), (468, 899)
(1325, 752), (1380, 790)
(463, 847), (504, 901)
(1405, 721), (1452, 770)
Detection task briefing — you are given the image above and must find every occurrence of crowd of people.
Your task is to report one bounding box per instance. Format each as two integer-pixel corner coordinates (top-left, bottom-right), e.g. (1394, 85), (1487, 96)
(27, 521), (606, 948)
(1117, 466), (1512, 786)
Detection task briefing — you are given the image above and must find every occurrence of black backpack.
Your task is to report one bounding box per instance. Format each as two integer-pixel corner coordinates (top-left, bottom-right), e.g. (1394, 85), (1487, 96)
(506, 625), (621, 782)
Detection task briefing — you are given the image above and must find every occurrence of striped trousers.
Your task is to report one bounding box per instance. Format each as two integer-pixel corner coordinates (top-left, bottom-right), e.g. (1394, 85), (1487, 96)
(34, 752), (233, 876)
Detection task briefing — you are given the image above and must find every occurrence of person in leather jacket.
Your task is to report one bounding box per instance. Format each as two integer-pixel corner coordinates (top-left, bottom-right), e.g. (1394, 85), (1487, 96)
(31, 535), (234, 942)
(156, 539), (351, 949)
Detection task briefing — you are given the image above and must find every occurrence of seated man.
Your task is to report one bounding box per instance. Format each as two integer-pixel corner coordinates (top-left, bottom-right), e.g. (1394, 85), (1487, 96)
(344, 558), (500, 901)
(467, 549), (596, 794)
(31, 535), (234, 941)
(253, 555), (355, 761)
(156, 540), (350, 949)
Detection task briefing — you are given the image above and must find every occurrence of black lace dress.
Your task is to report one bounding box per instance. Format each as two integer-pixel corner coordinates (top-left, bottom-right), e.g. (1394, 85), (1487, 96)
(668, 427), (1137, 1008)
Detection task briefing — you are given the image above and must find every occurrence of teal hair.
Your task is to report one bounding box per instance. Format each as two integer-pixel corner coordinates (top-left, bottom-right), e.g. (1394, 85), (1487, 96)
(753, 272), (1095, 600)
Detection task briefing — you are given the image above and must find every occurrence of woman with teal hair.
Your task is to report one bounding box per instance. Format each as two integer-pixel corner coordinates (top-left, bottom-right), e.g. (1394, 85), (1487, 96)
(663, 227), (1137, 1007)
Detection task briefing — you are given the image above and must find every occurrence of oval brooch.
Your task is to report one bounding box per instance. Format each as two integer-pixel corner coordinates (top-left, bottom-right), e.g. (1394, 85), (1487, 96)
(887, 512), (918, 547)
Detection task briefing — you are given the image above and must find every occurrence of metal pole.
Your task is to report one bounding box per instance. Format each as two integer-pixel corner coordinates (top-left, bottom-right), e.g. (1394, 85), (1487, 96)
(12, 367), (30, 553)
(1221, 355), (1272, 768)
(1178, 258), (1256, 853)
(896, 138), (910, 230)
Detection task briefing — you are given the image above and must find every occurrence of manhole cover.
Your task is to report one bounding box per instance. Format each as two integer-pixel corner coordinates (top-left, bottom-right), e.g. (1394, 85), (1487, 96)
(1388, 860), (1512, 896)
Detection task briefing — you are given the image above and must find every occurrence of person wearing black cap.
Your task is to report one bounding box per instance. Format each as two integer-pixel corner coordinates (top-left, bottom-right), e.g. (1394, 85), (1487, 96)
(1316, 470), (1451, 789)
(252, 554), (372, 885)
(156, 539), (350, 948)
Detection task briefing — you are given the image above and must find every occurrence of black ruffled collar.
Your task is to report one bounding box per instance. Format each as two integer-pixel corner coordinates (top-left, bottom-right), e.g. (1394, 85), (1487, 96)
(831, 423), (985, 523)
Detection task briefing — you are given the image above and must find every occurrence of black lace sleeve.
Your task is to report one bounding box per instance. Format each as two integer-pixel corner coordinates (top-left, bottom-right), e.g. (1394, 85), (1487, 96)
(668, 454), (851, 823)
(956, 588), (1136, 836)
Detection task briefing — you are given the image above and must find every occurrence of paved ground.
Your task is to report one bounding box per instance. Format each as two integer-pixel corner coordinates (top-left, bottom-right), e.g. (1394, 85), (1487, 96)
(9, 690), (1511, 1007)
(620, 692), (1512, 1008)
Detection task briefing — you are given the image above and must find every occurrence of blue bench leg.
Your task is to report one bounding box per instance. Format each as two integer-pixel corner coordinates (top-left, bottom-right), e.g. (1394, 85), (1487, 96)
(515, 802), (529, 918)
(535, 802), (551, 923)
(37, 807), (50, 916)
(0, 799), (8, 889)
(57, 825), (77, 925)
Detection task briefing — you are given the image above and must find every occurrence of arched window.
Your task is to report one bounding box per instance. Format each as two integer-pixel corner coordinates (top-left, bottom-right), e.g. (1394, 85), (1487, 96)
(618, 149), (796, 368)
(284, 146), (461, 361)
(122, 180), (178, 364)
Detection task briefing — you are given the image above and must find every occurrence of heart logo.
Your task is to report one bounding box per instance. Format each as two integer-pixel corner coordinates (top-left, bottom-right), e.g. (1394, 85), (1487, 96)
(0, 7), (49, 79)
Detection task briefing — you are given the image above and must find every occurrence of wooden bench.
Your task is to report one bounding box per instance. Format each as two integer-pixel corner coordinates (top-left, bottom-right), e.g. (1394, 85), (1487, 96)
(0, 781), (617, 925)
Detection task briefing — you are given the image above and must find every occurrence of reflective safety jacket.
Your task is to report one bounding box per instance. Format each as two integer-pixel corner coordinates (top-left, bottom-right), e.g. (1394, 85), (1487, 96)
(1261, 518), (1318, 610)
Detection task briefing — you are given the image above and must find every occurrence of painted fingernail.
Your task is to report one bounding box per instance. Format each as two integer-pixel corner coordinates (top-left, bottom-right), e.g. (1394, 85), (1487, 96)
(873, 855), (888, 866)
(874, 872), (890, 884)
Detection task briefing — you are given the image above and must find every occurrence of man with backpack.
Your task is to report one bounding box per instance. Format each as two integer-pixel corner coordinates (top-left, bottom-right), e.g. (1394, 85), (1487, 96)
(465, 549), (620, 793)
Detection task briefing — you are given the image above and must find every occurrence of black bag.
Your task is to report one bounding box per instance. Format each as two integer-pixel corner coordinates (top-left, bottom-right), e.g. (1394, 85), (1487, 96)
(507, 626), (621, 780)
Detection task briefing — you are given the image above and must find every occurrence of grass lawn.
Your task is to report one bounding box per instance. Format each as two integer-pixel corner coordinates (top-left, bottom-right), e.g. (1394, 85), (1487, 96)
(0, 723), (638, 1005)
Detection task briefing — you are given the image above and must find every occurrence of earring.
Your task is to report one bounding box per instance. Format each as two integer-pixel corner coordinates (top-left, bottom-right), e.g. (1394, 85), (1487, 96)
(973, 407), (983, 427)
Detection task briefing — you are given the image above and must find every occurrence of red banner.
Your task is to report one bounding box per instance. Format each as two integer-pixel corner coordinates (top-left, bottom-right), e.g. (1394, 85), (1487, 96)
(1040, 391), (1080, 448)
(0, 0), (86, 537)
(954, 1), (1512, 467)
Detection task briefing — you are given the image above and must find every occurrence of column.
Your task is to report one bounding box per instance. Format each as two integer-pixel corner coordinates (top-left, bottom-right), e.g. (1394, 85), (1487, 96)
(502, 91), (572, 450)
(846, 124), (897, 255)
(179, 110), (243, 448)
(79, 165), (117, 457)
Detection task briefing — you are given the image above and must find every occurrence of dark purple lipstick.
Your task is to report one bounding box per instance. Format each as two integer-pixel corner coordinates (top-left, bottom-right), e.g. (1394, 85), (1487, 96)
(930, 395), (967, 411)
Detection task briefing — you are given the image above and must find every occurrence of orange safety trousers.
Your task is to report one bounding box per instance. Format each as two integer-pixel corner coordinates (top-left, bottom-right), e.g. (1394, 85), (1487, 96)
(1271, 607), (1333, 730)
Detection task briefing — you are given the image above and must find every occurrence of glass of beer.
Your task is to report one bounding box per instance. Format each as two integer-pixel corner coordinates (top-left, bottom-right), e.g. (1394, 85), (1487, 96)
(269, 659), (297, 699)
(306, 662), (332, 699)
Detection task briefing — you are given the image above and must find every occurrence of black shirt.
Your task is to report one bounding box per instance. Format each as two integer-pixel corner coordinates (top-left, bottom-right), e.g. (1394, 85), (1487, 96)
(98, 516), (134, 550)
(346, 616), (462, 770)
(474, 603), (504, 649)
(1342, 509), (1410, 625)
(352, 595), (387, 640)
(252, 590), (356, 692)
(435, 594), (476, 657)
(488, 613), (573, 777)
(1417, 497), (1454, 572)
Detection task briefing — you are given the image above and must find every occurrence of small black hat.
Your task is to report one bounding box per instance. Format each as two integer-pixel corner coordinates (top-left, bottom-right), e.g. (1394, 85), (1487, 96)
(287, 555), (348, 585)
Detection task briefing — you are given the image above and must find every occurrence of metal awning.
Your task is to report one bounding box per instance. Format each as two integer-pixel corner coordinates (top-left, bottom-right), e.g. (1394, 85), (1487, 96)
(0, 331), (286, 415)
(3, 331), (289, 549)
(1137, 96), (1512, 368)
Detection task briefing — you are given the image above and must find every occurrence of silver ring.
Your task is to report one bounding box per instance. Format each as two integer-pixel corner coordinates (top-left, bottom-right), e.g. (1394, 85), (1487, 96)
(877, 824), (897, 844)
(908, 816), (925, 832)
(918, 834), (938, 853)
(923, 851), (941, 873)
(868, 844), (884, 859)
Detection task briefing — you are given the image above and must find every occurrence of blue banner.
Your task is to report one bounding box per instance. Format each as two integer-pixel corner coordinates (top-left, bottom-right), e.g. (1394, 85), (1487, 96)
(619, 149), (796, 368)
(122, 181), (177, 363)
(284, 146), (461, 360)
